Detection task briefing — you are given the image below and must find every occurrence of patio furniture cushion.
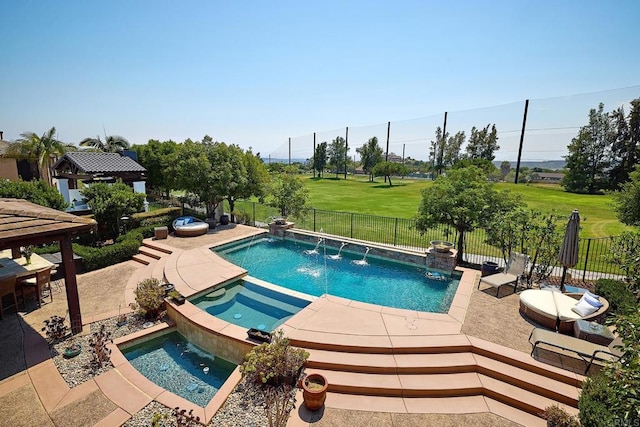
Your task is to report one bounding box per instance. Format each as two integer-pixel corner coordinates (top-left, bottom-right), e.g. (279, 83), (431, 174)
(519, 289), (556, 318)
(553, 292), (583, 321)
(581, 293), (603, 309)
(572, 298), (599, 317)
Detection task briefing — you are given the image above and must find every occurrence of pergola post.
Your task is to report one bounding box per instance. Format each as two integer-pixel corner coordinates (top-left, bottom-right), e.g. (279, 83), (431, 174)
(60, 235), (82, 333)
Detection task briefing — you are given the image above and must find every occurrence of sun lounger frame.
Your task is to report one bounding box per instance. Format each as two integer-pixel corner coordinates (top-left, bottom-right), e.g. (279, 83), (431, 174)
(528, 327), (620, 374)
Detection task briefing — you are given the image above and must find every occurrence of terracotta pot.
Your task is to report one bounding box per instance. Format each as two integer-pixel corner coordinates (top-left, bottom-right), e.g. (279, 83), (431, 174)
(302, 373), (328, 411)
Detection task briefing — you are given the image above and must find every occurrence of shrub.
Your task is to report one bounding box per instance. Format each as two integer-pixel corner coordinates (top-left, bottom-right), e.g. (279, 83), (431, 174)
(73, 238), (141, 272)
(134, 278), (165, 319)
(42, 315), (69, 343)
(542, 405), (580, 427)
(240, 329), (309, 386)
(578, 371), (616, 427)
(595, 279), (636, 315)
(132, 207), (181, 228)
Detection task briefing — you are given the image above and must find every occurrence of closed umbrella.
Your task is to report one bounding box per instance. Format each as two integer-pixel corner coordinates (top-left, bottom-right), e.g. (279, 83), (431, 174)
(558, 209), (580, 291)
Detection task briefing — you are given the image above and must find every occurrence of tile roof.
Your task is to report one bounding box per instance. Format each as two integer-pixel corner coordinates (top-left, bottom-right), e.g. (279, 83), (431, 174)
(0, 198), (96, 248)
(53, 152), (146, 174)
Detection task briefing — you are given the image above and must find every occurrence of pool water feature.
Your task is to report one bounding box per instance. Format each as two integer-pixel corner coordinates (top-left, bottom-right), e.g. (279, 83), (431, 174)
(191, 280), (311, 331)
(214, 237), (460, 313)
(121, 331), (236, 407)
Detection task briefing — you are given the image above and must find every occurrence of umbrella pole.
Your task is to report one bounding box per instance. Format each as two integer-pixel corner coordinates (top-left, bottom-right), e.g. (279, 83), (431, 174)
(560, 266), (567, 292)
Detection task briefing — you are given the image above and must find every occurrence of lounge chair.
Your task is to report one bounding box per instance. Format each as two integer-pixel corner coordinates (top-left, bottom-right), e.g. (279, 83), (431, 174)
(529, 327), (621, 373)
(477, 252), (529, 296)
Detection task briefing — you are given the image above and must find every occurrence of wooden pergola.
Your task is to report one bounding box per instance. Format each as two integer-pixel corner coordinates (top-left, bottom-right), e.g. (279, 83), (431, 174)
(0, 198), (96, 333)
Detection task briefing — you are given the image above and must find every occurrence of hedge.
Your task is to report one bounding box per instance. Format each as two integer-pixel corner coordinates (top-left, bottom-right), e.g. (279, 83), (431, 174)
(594, 279), (637, 315)
(132, 207), (181, 228)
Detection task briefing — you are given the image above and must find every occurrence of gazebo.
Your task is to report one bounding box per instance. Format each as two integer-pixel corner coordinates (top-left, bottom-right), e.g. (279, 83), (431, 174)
(0, 198), (96, 333)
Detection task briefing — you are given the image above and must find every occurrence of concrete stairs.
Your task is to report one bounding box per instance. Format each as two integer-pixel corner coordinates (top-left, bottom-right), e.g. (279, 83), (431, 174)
(132, 239), (173, 266)
(294, 335), (582, 426)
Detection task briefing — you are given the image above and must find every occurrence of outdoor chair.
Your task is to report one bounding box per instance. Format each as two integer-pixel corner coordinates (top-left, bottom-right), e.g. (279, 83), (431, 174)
(20, 266), (53, 308)
(478, 252), (529, 296)
(0, 275), (20, 319)
(529, 327), (622, 373)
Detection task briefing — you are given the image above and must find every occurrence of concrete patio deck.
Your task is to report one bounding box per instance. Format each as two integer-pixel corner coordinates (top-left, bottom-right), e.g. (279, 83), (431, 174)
(0, 224), (589, 426)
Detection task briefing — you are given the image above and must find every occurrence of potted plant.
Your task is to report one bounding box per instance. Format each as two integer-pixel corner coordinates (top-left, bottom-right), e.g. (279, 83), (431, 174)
(301, 372), (328, 411)
(63, 339), (82, 358)
(239, 329), (309, 386)
(42, 315), (70, 344)
(116, 304), (128, 326)
(168, 290), (186, 305)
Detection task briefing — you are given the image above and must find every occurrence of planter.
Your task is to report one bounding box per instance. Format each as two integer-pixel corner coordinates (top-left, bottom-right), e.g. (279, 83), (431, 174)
(172, 296), (186, 305)
(247, 328), (272, 343)
(116, 317), (127, 327)
(63, 344), (82, 358)
(481, 261), (500, 277)
(302, 373), (328, 411)
(429, 240), (454, 253)
(220, 214), (229, 225)
(162, 283), (175, 297)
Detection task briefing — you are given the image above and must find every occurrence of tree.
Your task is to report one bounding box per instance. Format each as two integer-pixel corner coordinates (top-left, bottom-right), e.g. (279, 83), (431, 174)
(312, 142), (328, 178)
(132, 139), (179, 198)
(6, 126), (68, 184)
(327, 136), (348, 178)
(0, 179), (68, 210)
(613, 164), (640, 226)
(80, 134), (130, 152)
(415, 166), (521, 263)
(500, 161), (511, 181)
(484, 206), (530, 265)
(174, 139), (245, 220)
(267, 167), (310, 219)
(562, 103), (615, 194)
(371, 161), (408, 187)
(226, 146), (270, 222)
(356, 137), (384, 182)
(81, 181), (145, 239)
(429, 127), (464, 174)
(465, 124), (499, 161)
(609, 98), (640, 188)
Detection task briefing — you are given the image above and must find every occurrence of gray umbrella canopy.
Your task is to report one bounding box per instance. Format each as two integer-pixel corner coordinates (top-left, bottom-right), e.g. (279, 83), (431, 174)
(558, 209), (580, 288)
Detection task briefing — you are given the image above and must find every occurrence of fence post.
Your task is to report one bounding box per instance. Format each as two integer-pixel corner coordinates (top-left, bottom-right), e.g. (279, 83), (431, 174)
(313, 209), (316, 232)
(350, 213), (354, 238)
(582, 238), (592, 282)
(394, 217), (398, 246)
(252, 202), (256, 227)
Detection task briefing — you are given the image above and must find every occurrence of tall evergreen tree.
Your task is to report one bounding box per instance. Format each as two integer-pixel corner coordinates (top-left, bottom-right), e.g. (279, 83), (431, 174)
(609, 99), (640, 188)
(465, 124), (499, 161)
(562, 103), (615, 194)
(429, 127), (464, 174)
(312, 142), (327, 178)
(7, 126), (68, 184)
(356, 136), (384, 182)
(328, 136), (348, 178)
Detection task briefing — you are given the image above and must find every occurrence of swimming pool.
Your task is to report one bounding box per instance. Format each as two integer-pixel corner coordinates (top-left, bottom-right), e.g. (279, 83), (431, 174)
(190, 279), (311, 332)
(213, 237), (460, 313)
(121, 331), (236, 407)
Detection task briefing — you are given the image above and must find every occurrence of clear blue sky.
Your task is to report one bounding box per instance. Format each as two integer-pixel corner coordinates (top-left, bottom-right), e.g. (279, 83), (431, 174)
(1, 1), (639, 161)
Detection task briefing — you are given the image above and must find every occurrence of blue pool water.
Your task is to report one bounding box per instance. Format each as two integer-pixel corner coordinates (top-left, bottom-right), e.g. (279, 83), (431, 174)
(213, 237), (460, 313)
(122, 331), (236, 407)
(191, 280), (311, 331)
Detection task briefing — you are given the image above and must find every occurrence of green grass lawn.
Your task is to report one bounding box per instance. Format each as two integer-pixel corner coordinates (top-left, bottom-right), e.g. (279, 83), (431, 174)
(304, 175), (630, 239)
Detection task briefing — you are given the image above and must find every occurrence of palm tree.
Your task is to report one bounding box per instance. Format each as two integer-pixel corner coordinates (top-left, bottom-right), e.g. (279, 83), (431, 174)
(5, 126), (67, 184)
(80, 135), (130, 152)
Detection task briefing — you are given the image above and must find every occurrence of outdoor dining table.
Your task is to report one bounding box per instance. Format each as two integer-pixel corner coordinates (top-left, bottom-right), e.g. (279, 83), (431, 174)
(0, 250), (55, 307)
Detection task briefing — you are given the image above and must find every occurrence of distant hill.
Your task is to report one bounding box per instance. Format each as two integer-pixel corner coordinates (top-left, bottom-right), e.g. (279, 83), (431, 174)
(495, 160), (566, 170)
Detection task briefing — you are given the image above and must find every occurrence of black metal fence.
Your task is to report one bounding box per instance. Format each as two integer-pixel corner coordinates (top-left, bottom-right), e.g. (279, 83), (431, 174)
(224, 200), (620, 283)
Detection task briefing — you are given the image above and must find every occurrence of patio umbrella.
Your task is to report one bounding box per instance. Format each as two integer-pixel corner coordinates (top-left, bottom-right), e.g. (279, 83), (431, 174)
(558, 209), (580, 291)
